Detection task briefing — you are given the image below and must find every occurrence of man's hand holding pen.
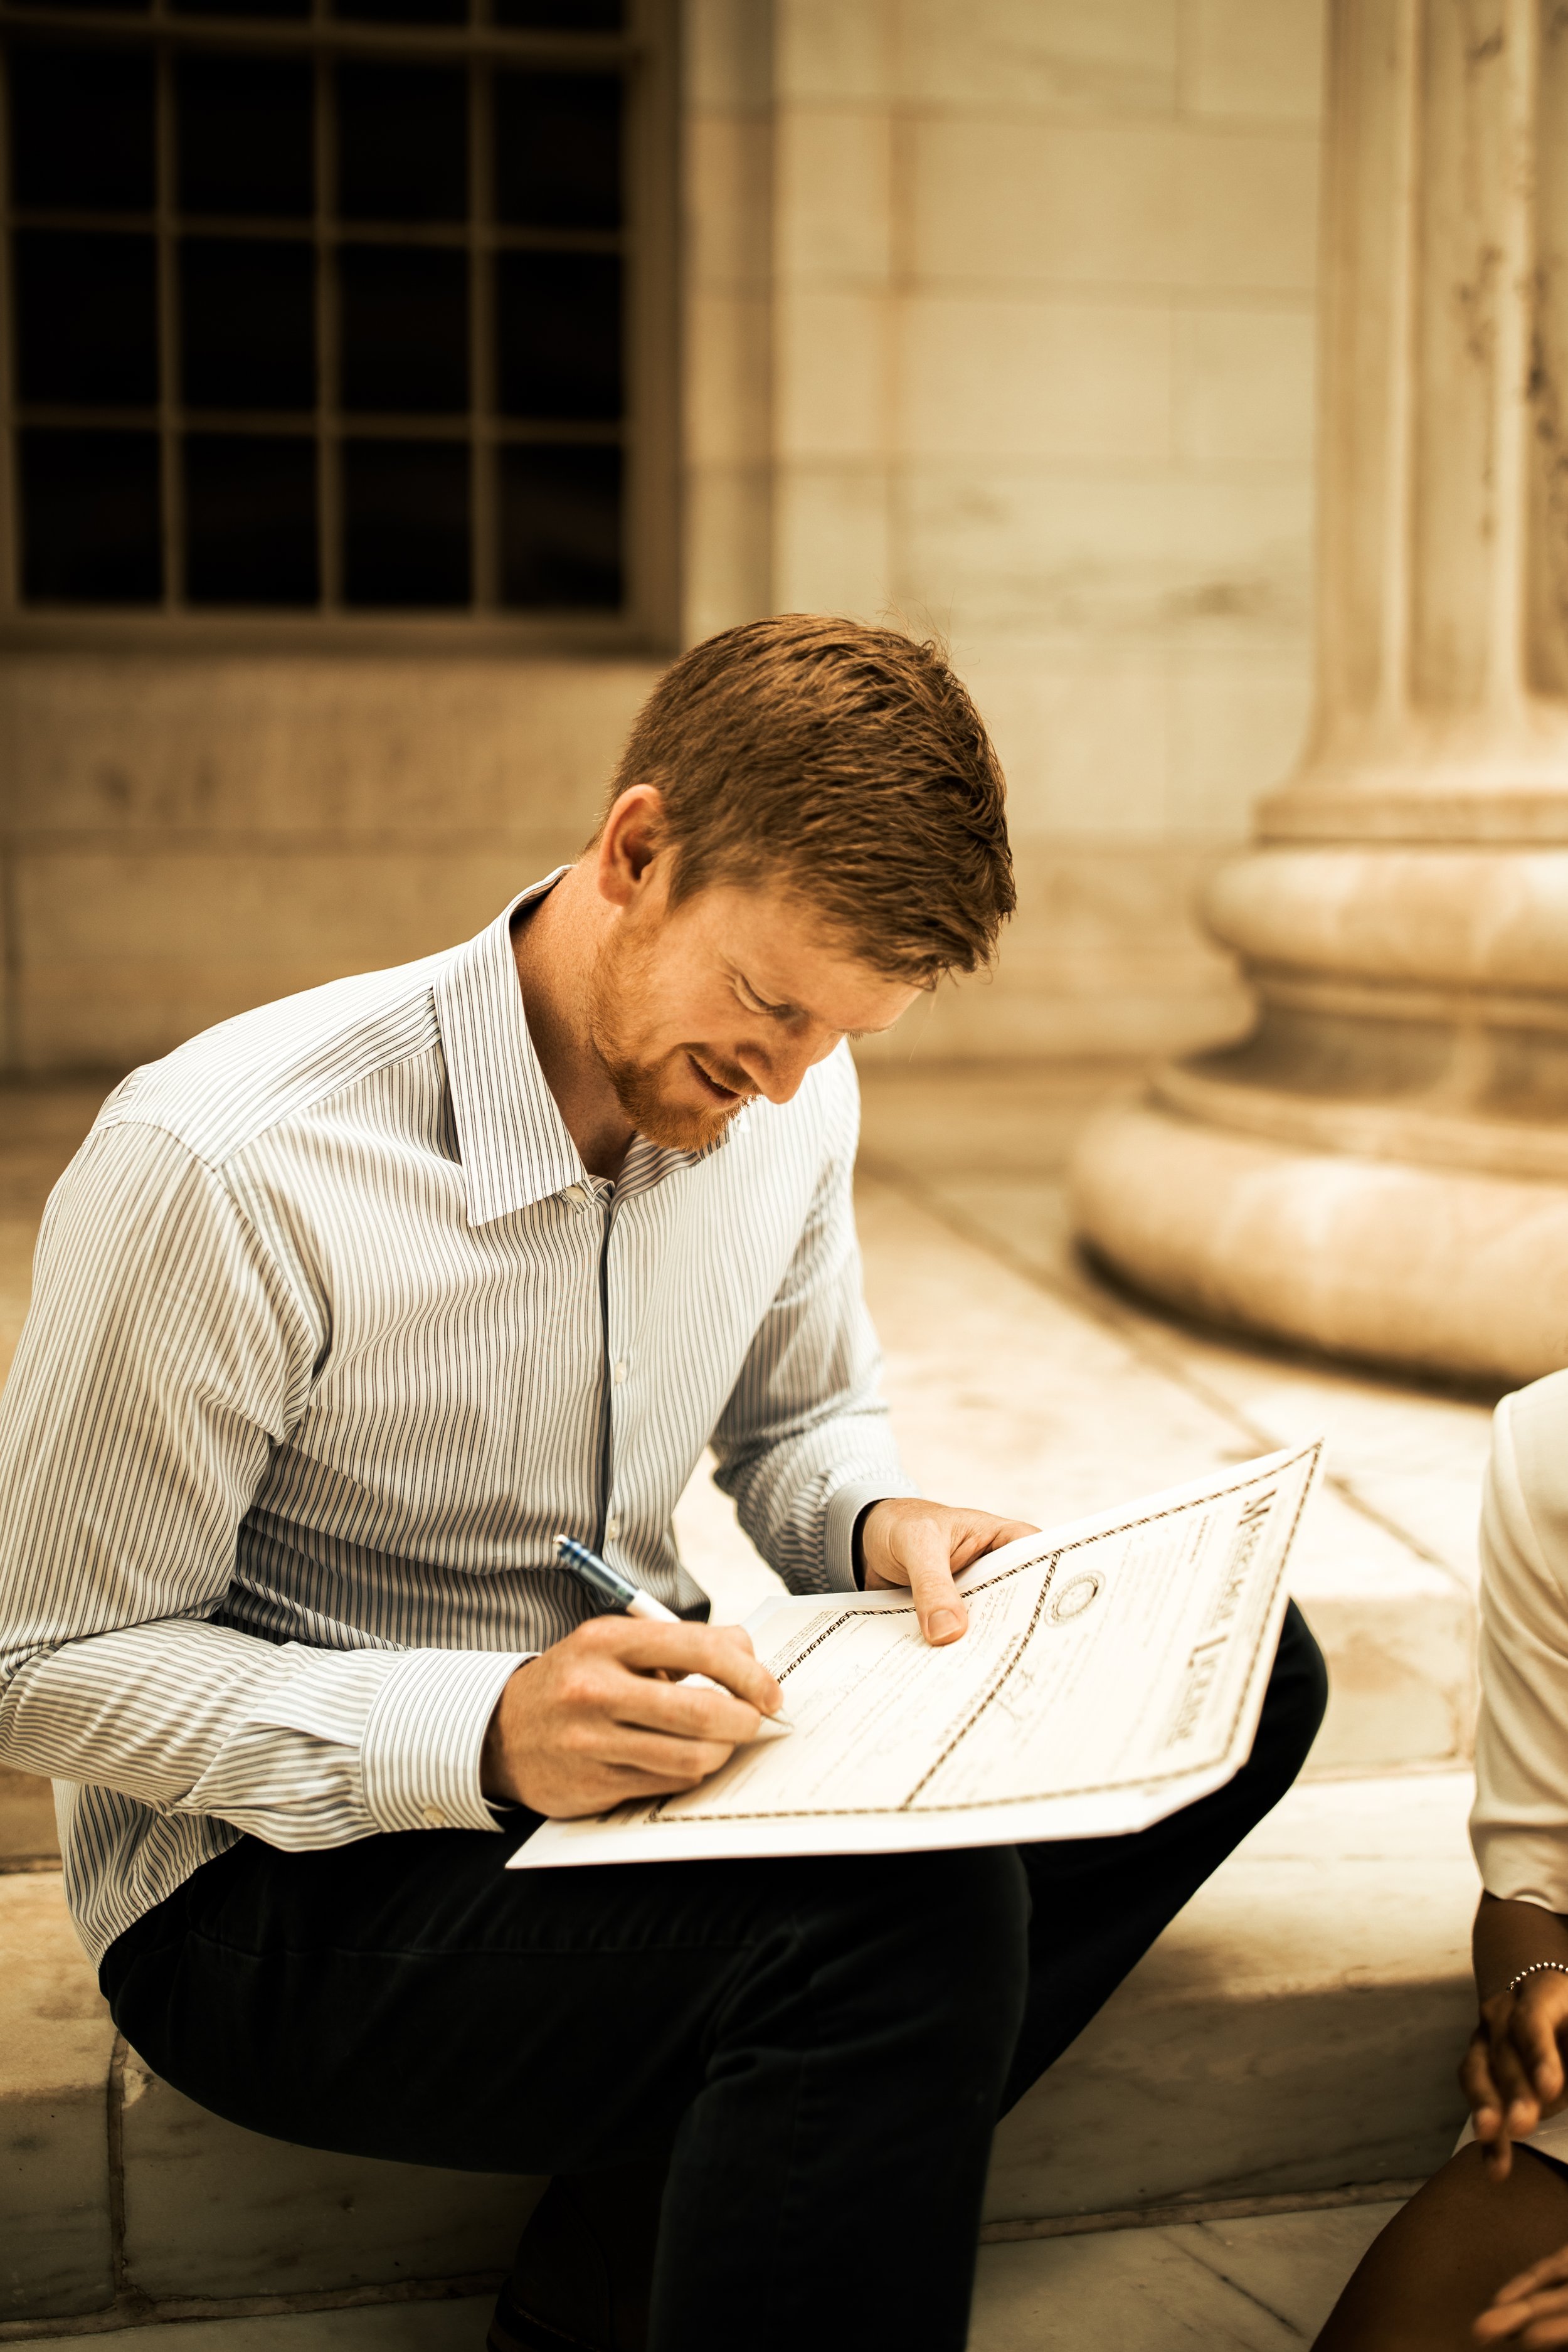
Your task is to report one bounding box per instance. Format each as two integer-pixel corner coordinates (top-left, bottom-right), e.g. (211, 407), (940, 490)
(482, 1498), (1040, 1818)
(480, 1614), (783, 1816)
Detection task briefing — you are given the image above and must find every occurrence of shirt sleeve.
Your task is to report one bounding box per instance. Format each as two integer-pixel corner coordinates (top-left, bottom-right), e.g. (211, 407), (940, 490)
(709, 1055), (913, 1594)
(0, 1119), (523, 1848)
(1471, 1372), (1568, 1913)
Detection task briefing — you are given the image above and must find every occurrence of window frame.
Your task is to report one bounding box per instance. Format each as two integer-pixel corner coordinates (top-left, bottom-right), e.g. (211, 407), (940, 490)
(0, 0), (679, 652)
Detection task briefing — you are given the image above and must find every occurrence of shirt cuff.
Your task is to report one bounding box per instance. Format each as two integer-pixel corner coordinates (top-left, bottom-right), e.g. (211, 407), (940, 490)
(361, 1648), (529, 1834)
(823, 1480), (903, 1593)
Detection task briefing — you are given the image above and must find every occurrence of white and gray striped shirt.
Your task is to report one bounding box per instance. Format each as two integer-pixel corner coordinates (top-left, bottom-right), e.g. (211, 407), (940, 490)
(0, 882), (909, 1965)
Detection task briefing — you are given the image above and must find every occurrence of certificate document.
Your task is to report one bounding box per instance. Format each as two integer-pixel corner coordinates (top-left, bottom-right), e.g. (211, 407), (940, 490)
(510, 1441), (1321, 1871)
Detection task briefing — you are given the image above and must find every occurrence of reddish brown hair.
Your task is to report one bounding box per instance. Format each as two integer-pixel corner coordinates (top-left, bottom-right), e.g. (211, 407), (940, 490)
(602, 615), (1014, 982)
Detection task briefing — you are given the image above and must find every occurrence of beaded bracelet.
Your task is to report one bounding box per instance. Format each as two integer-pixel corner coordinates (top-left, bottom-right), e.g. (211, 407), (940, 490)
(1508, 1959), (1568, 1996)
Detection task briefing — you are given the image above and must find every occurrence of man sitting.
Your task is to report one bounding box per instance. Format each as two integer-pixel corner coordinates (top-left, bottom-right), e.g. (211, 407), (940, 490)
(0, 617), (1327, 2352)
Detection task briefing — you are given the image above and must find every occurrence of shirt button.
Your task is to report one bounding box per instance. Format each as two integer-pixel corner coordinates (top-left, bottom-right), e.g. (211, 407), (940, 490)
(613, 1359), (628, 1385)
(606, 1515), (622, 1542)
(421, 1804), (448, 1830)
(563, 1184), (588, 1209)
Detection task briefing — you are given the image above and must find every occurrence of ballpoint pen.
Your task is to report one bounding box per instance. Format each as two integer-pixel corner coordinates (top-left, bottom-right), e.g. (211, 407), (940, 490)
(555, 1534), (793, 1740)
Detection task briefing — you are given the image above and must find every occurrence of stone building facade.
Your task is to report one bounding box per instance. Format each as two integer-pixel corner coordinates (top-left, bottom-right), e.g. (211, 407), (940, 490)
(0, 0), (1323, 1074)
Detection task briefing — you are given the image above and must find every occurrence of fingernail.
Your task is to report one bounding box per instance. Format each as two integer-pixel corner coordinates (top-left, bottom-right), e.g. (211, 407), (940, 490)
(929, 1608), (963, 1643)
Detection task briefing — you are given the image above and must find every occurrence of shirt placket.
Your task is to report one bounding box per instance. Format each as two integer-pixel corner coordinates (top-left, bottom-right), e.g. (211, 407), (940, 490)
(590, 1175), (623, 1556)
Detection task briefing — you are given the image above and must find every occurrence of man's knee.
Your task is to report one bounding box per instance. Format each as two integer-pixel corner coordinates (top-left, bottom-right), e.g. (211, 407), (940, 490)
(795, 1842), (1030, 2038)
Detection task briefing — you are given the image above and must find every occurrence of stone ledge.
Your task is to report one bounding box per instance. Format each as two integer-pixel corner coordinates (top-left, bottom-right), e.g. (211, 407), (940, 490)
(1, 1772), (1480, 2321)
(0, 1876), (539, 2323)
(118, 2063), (542, 2303)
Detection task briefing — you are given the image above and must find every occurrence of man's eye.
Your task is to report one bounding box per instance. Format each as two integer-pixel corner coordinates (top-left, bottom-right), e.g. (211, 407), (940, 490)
(736, 976), (797, 1020)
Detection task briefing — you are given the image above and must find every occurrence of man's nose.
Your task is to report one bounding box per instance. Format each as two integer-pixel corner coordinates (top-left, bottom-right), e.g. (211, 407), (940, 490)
(739, 1029), (834, 1104)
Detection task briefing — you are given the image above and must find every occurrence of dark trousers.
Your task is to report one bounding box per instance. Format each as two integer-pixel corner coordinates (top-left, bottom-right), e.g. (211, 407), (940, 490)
(101, 1604), (1327, 2352)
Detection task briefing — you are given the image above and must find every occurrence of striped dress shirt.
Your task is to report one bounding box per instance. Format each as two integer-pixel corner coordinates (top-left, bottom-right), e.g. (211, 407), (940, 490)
(0, 882), (910, 1965)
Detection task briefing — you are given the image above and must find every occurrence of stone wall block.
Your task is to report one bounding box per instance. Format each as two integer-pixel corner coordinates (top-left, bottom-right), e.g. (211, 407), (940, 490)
(118, 2060), (543, 2302)
(1187, 0), (1325, 122)
(897, 0), (1181, 116)
(0, 659), (655, 844)
(12, 846), (568, 1070)
(896, 297), (1173, 466)
(0, 1875), (116, 2319)
(1172, 306), (1317, 469)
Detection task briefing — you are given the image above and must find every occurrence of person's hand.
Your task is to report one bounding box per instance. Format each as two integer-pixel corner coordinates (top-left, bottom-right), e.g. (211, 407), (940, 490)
(1461, 1970), (1568, 2181)
(481, 1618), (783, 1815)
(860, 1497), (1039, 1648)
(1475, 2244), (1568, 2343)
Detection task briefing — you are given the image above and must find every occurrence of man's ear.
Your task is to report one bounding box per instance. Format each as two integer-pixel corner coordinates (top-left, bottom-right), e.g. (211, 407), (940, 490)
(595, 785), (667, 909)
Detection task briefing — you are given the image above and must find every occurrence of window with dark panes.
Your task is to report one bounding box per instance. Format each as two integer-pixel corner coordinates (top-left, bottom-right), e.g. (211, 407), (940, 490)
(0, 0), (673, 635)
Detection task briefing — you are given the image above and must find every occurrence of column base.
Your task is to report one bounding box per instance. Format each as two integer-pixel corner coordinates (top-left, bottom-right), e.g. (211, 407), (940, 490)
(1070, 1100), (1568, 1386)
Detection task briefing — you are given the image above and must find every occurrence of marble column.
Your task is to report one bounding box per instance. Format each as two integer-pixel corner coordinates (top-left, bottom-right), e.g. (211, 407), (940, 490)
(1071, 0), (1568, 1385)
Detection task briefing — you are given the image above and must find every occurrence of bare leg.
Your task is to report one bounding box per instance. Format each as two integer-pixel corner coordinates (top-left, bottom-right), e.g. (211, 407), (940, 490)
(1315, 2146), (1568, 2350)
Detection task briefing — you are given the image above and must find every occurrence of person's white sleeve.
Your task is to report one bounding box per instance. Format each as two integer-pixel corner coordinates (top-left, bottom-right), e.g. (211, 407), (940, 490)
(1471, 1372), (1568, 1912)
(0, 1120), (523, 1846)
(710, 1059), (912, 1596)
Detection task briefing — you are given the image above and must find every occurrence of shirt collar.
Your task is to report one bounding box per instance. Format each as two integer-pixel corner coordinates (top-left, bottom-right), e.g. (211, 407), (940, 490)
(432, 877), (752, 1226)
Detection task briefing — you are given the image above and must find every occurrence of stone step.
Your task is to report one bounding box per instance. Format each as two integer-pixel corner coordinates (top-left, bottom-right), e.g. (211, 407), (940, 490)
(0, 1868), (544, 2324)
(1, 1773), (1478, 2326)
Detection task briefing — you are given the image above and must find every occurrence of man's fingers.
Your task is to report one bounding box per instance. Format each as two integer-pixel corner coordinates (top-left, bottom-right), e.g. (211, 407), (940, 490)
(890, 1518), (968, 1646)
(580, 1617), (783, 1715)
(949, 1513), (1039, 1571)
(978, 1516), (1039, 1551)
(594, 1725), (738, 1784)
(538, 1753), (733, 1819)
(604, 1665), (763, 1745)
(862, 1500), (1041, 1638)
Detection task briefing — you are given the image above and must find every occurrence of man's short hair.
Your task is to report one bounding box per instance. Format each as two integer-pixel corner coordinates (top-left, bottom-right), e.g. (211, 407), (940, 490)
(601, 615), (1015, 983)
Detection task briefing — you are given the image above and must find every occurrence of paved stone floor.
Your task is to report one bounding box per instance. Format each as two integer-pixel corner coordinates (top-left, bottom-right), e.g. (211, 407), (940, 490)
(1, 1059), (1496, 2344)
(0, 2203), (1402, 2349)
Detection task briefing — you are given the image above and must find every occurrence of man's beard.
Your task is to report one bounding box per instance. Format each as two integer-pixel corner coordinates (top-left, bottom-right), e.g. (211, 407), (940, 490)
(588, 931), (755, 1153)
